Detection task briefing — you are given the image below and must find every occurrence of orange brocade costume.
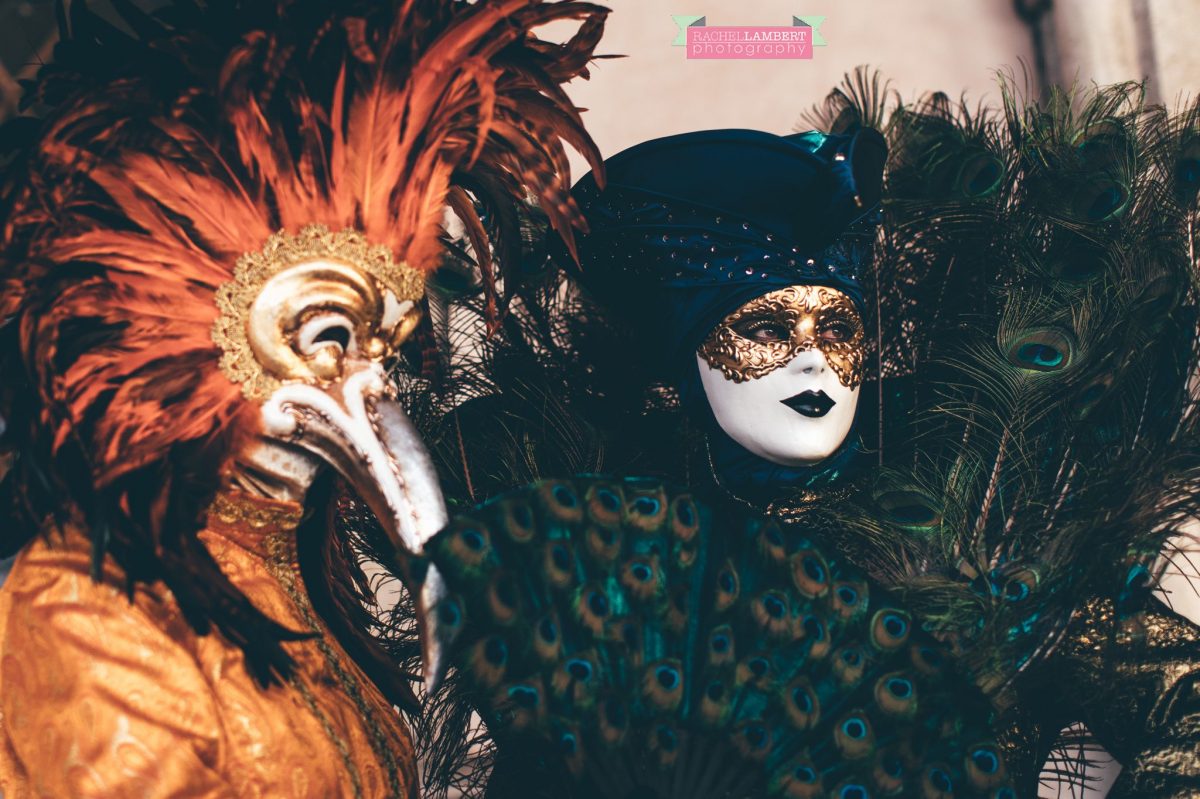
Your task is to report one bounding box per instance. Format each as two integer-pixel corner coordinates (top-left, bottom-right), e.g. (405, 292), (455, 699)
(0, 492), (417, 799)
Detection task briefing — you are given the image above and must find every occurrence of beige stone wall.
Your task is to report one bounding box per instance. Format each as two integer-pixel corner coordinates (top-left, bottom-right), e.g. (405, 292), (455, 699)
(545, 0), (1036, 177)
(1048, 0), (1199, 105)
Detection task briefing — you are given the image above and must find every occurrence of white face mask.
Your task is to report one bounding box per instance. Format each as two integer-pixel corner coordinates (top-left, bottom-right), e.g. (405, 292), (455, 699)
(695, 285), (864, 467)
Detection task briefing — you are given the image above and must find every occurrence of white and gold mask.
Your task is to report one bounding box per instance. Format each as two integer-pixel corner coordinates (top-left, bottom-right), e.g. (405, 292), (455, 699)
(697, 285), (864, 466)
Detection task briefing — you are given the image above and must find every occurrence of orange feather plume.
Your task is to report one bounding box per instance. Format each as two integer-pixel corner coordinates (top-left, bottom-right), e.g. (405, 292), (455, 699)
(0, 0), (608, 687)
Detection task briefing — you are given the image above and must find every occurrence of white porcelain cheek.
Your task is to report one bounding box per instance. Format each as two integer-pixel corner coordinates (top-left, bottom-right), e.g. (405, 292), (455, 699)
(696, 350), (859, 467)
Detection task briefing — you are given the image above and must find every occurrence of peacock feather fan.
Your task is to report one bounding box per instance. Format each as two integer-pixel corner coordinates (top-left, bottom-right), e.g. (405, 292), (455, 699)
(418, 476), (1012, 799)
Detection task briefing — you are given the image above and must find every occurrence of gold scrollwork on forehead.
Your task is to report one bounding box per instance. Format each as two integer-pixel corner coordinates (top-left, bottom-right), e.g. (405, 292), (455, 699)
(697, 285), (865, 389)
(212, 225), (425, 400)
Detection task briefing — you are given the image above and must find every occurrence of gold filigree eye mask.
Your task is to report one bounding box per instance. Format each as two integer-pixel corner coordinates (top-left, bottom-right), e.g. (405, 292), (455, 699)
(697, 285), (865, 389)
(213, 225), (425, 400)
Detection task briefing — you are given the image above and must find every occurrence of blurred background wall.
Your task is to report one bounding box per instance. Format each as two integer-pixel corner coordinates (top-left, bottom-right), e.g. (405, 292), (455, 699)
(0, 2), (1194, 797)
(535, 0), (1199, 176)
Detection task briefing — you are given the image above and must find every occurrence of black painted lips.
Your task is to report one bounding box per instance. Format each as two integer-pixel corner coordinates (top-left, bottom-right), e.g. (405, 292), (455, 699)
(781, 390), (835, 418)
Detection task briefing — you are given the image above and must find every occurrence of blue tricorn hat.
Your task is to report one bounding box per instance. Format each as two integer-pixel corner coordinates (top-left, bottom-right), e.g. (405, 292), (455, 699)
(566, 126), (886, 377)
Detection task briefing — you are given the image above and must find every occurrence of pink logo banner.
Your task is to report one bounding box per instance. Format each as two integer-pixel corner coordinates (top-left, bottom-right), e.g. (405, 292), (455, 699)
(686, 26), (813, 59)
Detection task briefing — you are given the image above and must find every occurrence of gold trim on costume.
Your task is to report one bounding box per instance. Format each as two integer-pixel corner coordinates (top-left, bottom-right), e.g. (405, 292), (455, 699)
(207, 490), (305, 532)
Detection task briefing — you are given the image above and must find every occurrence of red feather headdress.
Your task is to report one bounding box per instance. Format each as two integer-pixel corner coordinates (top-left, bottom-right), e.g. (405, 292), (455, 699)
(0, 0), (607, 685)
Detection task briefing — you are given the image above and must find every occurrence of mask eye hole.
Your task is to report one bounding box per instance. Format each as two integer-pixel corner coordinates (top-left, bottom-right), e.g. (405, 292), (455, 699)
(313, 325), (351, 349)
(732, 317), (790, 343)
(297, 314), (358, 357)
(820, 322), (853, 343)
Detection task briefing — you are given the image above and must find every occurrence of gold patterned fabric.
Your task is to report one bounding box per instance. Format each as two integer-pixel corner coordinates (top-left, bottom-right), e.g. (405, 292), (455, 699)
(994, 597), (1200, 798)
(0, 491), (417, 799)
(1066, 601), (1200, 799)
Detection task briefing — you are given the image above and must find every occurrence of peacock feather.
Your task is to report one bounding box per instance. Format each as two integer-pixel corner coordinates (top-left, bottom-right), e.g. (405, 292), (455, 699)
(415, 476), (1011, 799)
(809, 71), (1200, 706)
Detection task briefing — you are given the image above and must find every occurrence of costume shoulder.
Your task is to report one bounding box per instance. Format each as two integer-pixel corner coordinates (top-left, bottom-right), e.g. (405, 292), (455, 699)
(1051, 598), (1200, 799)
(0, 527), (232, 799)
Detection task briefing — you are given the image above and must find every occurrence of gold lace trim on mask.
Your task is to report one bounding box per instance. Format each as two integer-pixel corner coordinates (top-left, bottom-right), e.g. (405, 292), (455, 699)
(212, 225), (424, 400)
(698, 285), (865, 389)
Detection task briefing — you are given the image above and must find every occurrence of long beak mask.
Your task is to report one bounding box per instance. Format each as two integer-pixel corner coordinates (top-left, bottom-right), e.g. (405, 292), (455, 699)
(214, 225), (451, 692)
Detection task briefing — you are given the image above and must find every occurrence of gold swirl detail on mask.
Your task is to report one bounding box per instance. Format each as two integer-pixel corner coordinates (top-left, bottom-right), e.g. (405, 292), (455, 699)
(698, 285), (865, 389)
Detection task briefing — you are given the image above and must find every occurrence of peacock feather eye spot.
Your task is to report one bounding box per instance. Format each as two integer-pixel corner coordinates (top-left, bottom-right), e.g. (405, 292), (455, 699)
(1005, 328), (1074, 373)
(765, 526), (783, 546)
(718, 570), (736, 593)
(631, 563), (653, 582)
(1017, 343), (1063, 368)
(972, 747), (1000, 773)
(995, 788), (1016, 799)
(842, 649), (860, 666)
(794, 765), (817, 783)
(748, 657), (769, 677)
(872, 487), (941, 529)
(655, 725), (678, 751)
(838, 586), (858, 605)
(919, 646), (942, 667)
(538, 617), (557, 641)
(558, 732), (577, 755)
(676, 501), (695, 526)
(587, 591), (610, 617)
(633, 497), (661, 516)
(1004, 580), (1030, 601)
(791, 687), (813, 712)
(551, 545), (571, 570)
(803, 556), (825, 582)
(929, 768), (953, 792)
(706, 680), (725, 701)
(598, 527), (617, 545)
(655, 665), (680, 690)
(484, 638), (507, 665)
(743, 724), (767, 748)
(762, 593), (786, 619)
(513, 504), (533, 527)
(596, 488), (620, 511)
(460, 529), (485, 551)
(842, 718), (867, 740)
(508, 685), (539, 708)
(566, 659), (593, 682)
(887, 678), (913, 698)
(883, 754), (904, 777)
(804, 616), (825, 640)
(883, 613), (907, 637)
(1082, 183), (1128, 222)
(553, 485), (578, 507)
(840, 786), (868, 799)
(959, 153), (1004, 198)
(711, 633), (730, 653)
